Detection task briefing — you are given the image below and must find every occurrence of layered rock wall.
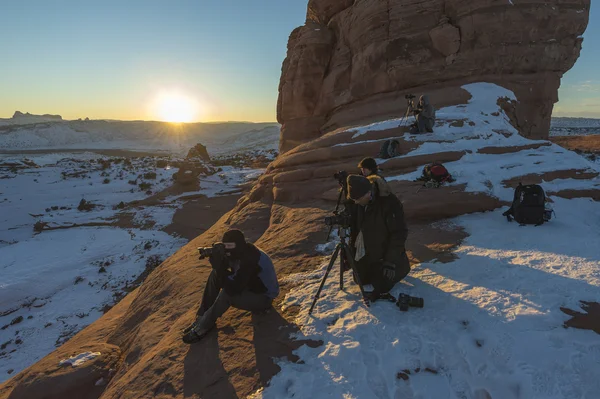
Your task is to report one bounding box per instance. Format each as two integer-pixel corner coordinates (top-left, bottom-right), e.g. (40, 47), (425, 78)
(277, 0), (590, 152)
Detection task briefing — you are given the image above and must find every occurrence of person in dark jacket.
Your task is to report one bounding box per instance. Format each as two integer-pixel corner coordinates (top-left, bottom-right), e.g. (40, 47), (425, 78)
(346, 175), (410, 300)
(182, 229), (279, 344)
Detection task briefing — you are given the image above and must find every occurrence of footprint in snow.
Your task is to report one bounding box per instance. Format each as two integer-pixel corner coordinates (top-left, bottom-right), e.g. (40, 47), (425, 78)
(361, 348), (391, 399)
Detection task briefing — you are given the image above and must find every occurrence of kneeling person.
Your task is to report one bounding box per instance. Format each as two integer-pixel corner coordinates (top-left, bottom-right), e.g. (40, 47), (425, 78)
(183, 229), (279, 344)
(346, 175), (410, 300)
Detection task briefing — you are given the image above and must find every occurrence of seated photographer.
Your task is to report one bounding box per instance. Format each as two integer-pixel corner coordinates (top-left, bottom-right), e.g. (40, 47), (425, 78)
(182, 229), (279, 344)
(346, 174), (411, 300)
(410, 95), (436, 134)
(358, 157), (391, 197)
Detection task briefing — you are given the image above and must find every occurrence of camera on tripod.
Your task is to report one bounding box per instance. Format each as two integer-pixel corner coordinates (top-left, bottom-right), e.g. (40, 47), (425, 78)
(197, 242), (226, 260)
(324, 212), (352, 228)
(333, 170), (348, 186)
(405, 94), (416, 100)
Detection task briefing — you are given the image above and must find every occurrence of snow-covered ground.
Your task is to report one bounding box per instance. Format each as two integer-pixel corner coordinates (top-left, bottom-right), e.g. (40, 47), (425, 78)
(550, 117), (600, 137)
(0, 146), (269, 380)
(0, 120), (280, 155)
(254, 83), (600, 399)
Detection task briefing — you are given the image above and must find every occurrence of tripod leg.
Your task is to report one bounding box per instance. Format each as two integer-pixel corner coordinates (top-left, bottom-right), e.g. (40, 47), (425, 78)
(309, 244), (341, 315)
(342, 243), (370, 307)
(340, 248), (345, 290)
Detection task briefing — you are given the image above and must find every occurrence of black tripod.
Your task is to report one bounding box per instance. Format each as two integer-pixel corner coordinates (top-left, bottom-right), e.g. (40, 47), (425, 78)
(399, 97), (416, 128)
(309, 226), (370, 315)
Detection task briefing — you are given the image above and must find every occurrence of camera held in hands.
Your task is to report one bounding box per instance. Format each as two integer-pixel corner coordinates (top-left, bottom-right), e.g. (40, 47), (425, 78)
(405, 94), (416, 100)
(197, 242), (226, 260)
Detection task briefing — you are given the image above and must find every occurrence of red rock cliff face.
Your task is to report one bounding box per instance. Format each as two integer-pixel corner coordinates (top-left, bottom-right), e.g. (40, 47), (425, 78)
(277, 0), (590, 153)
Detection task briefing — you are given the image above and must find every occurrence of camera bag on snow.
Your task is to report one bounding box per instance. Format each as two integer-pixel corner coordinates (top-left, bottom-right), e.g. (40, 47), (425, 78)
(503, 183), (552, 225)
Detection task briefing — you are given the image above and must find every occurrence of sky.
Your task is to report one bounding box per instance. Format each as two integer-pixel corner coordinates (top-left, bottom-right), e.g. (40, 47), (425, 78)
(554, 1), (600, 118)
(0, 1), (597, 122)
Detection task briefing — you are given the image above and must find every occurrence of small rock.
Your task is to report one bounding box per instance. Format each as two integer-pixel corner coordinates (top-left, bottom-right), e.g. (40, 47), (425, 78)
(396, 372), (409, 381)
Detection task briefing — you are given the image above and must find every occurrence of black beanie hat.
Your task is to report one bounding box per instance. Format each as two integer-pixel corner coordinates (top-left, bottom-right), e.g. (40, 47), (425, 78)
(222, 229), (246, 248)
(358, 157), (378, 172)
(346, 175), (372, 201)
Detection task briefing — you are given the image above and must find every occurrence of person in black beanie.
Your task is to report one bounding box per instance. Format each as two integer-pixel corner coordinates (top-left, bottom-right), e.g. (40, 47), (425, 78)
(182, 229), (279, 344)
(358, 157), (379, 177)
(346, 174), (410, 300)
(357, 157), (391, 197)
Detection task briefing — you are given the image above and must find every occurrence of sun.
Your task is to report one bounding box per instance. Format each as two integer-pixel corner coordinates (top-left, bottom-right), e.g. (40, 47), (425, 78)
(154, 92), (198, 123)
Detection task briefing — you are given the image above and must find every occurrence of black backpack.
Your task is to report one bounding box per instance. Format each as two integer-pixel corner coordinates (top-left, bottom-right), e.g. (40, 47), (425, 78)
(378, 139), (400, 159)
(503, 183), (546, 225)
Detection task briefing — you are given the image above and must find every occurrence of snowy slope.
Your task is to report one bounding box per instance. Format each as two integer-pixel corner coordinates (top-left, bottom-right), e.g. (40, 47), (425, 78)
(0, 121), (280, 155)
(0, 151), (269, 381)
(253, 83), (600, 399)
(550, 117), (600, 137)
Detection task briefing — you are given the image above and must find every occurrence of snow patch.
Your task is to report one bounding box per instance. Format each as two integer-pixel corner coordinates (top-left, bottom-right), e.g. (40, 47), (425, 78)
(58, 352), (101, 367)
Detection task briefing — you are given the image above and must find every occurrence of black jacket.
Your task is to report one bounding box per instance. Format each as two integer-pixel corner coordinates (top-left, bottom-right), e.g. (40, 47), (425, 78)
(350, 192), (410, 283)
(211, 243), (269, 297)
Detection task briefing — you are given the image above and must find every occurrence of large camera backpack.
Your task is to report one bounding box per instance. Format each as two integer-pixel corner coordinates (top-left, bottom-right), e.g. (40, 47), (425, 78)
(503, 183), (546, 225)
(378, 139), (400, 159)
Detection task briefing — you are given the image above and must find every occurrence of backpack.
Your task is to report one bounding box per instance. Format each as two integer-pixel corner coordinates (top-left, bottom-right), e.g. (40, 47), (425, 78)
(502, 183), (547, 225)
(378, 139), (400, 159)
(416, 162), (453, 188)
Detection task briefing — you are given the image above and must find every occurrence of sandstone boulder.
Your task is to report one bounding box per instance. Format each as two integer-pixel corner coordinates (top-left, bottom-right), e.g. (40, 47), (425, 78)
(277, 0), (590, 153)
(186, 143), (211, 162)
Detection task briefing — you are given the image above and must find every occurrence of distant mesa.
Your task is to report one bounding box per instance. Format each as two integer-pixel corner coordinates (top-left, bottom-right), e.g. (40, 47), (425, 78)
(11, 111), (63, 122)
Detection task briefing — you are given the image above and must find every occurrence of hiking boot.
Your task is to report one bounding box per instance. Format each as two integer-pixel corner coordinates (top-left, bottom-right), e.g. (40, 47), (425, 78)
(182, 325), (214, 344)
(182, 323), (197, 335)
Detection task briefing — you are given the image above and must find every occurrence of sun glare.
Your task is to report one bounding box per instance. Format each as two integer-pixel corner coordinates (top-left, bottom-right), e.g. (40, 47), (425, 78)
(154, 92), (198, 123)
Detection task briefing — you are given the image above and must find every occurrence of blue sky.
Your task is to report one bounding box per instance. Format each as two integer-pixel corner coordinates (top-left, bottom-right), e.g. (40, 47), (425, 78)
(555, 1), (600, 117)
(0, 0), (596, 122)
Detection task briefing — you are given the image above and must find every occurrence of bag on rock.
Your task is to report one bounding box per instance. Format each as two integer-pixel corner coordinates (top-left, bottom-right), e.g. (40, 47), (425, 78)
(502, 183), (547, 225)
(416, 162), (454, 187)
(378, 139), (400, 159)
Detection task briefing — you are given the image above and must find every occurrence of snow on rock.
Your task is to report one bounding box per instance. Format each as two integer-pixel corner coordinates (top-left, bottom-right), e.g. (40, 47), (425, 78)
(0, 150), (266, 382)
(257, 197), (600, 399)
(251, 83), (600, 399)
(351, 83), (517, 141)
(58, 352), (101, 368)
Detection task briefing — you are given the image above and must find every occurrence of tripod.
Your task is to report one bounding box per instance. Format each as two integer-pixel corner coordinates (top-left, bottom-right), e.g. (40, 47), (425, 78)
(309, 226), (370, 315)
(399, 98), (417, 128)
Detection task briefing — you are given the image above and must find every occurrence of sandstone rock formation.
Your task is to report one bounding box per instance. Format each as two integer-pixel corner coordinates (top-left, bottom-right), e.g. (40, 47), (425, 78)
(277, 0), (590, 153)
(186, 143), (211, 162)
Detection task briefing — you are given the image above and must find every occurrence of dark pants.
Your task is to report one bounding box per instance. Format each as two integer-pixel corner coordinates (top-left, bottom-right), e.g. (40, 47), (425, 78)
(357, 252), (411, 296)
(410, 116), (433, 134)
(194, 270), (272, 331)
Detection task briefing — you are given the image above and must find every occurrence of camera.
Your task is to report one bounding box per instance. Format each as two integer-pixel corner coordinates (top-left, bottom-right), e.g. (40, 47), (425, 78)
(405, 94), (416, 100)
(197, 242), (226, 260)
(324, 212), (352, 228)
(396, 293), (424, 311)
(333, 170), (348, 186)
